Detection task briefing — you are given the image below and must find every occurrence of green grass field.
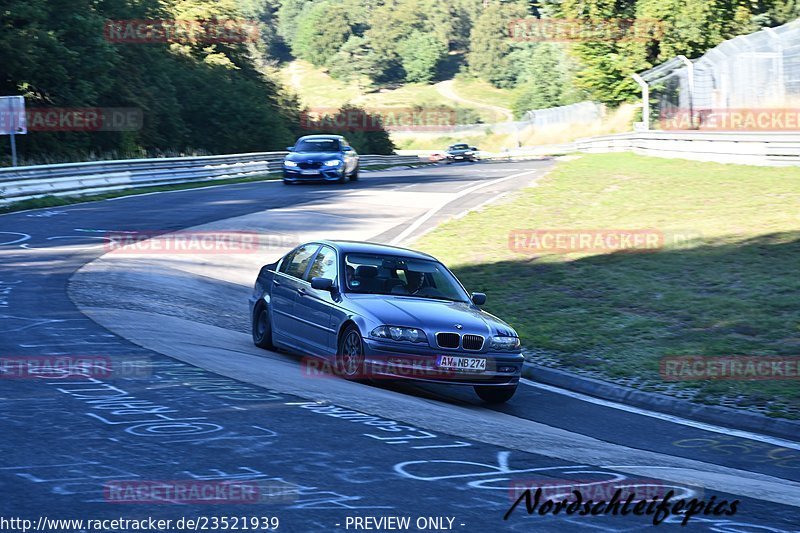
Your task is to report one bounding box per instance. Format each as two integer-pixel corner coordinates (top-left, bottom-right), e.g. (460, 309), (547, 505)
(279, 61), (509, 123)
(415, 153), (800, 418)
(452, 75), (516, 110)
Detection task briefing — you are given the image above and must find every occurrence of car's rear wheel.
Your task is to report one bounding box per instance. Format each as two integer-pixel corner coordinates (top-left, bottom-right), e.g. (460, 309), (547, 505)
(350, 165), (359, 181)
(474, 384), (517, 403)
(336, 325), (366, 380)
(252, 304), (274, 349)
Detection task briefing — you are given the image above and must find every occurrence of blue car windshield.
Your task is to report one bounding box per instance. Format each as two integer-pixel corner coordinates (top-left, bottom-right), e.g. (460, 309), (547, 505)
(293, 139), (340, 152)
(344, 253), (470, 303)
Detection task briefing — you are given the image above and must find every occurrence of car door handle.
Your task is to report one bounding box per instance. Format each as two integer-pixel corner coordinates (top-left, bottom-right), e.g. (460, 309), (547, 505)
(273, 279), (281, 287)
(297, 287), (306, 295)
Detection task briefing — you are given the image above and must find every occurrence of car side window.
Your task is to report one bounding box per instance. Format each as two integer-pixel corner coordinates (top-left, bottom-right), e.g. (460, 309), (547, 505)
(305, 246), (338, 283)
(278, 249), (298, 273)
(281, 244), (318, 279)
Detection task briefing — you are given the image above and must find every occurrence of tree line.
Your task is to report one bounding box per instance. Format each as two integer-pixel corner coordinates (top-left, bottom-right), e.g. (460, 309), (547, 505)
(280, 0), (800, 115)
(2, 0), (798, 163)
(0, 0), (393, 164)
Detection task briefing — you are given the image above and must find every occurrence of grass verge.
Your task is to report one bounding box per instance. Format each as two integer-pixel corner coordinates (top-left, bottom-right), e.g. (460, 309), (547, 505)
(414, 153), (800, 419)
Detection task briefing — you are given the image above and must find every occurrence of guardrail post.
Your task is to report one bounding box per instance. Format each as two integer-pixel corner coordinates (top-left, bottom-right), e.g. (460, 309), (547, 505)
(9, 132), (18, 167)
(631, 73), (649, 131)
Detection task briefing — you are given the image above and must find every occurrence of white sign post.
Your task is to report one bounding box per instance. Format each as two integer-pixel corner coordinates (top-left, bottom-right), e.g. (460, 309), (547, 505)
(0, 96), (27, 166)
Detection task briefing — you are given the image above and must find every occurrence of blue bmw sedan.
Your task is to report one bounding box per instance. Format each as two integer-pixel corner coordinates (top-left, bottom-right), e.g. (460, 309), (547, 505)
(249, 240), (523, 403)
(283, 134), (359, 184)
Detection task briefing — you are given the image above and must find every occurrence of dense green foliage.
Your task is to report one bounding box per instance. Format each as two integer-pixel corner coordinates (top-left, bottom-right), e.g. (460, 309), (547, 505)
(302, 104), (396, 155)
(0, 0), (305, 163)
(3, 0), (800, 163)
(274, 0), (798, 108)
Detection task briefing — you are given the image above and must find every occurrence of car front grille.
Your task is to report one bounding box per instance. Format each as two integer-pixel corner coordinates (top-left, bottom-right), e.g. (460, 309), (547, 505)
(462, 334), (484, 351)
(435, 332), (485, 350)
(436, 332), (460, 349)
(298, 161), (322, 169)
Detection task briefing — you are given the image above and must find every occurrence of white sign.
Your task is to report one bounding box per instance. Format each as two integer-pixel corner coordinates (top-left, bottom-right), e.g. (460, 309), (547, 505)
(0, 96), (27, 135)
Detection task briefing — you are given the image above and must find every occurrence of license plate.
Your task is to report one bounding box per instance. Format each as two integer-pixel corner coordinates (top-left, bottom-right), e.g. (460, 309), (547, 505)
(437, 355), (486, 371)
(300, 169), (319, 175)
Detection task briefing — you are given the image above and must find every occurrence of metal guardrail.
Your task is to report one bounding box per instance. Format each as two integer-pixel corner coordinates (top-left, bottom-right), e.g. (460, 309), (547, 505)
(571, 131), (800, 166)
(0, 152), (426, 205)
(404, 131), (800, 166)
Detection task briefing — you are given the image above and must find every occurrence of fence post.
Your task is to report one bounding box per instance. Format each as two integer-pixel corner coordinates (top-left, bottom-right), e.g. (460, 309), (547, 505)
(631, 73), (649, 130)
(677, 55), (694, 129)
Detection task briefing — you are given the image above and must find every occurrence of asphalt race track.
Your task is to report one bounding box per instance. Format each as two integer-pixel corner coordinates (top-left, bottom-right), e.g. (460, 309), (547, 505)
(1, 160), (799, 533)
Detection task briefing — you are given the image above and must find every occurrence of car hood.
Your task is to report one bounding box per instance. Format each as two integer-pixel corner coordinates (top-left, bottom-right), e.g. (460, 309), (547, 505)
(345, 294), (517, 337)
(285, 152), (342, 162)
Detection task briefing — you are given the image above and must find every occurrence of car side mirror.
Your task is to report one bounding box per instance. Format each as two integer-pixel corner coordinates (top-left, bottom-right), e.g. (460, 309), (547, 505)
(311, 277), (334, 291)
(342, 146), (353, 152)
(471, 292), (486, 305)
(471, 147), (478, 151)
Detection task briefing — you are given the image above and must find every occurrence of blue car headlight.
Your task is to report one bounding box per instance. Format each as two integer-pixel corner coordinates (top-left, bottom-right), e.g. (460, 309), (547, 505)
(323, 159), (342, 167)
(371, 326), (427, 343)
(284, 160), (298, 167)
(489, 335), (520, 350)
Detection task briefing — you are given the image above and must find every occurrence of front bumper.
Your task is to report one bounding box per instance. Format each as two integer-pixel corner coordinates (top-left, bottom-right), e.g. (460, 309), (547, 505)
(283, 167), (344, 182)
(446, 154), (476, 163)
(362, 338), (522, 386)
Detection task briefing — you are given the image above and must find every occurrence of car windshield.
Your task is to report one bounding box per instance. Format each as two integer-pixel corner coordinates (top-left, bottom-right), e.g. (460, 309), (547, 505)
(293, 139), (340, 152)
(344, 253), (470, 303)
(449, 144), (469, 150)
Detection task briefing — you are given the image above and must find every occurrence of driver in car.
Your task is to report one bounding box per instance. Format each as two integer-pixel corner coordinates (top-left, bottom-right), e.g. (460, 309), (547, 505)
(393, 271), (443, 298)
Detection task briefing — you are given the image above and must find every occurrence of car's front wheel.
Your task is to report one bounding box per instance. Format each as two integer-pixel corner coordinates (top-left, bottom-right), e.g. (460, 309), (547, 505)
(474, 384), (517, 403)
(350, 165), (359, 181)
(336, 325), (366, 380)
(252, 304), (274, 349)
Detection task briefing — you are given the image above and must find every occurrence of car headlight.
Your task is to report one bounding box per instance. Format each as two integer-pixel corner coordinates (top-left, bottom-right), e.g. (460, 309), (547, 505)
(284, 160), (298, 167)
(489, 335), (520, 350)
(464, 151), (473, 155)
(371, 326), (427, 343)
(323, 159), (342, 167)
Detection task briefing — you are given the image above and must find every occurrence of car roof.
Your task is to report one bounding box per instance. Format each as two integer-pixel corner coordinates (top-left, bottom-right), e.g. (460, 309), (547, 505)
(297, 134), (345, 140)
(314, 240), (438, 261)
